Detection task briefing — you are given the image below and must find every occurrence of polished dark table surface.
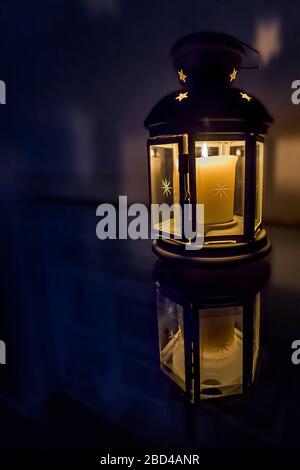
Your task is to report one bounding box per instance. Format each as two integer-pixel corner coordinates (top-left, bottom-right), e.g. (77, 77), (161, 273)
(0, 199), (299, 454)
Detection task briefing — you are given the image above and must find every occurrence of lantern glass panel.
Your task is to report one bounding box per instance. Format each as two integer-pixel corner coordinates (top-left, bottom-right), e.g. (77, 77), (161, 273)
(199, 306), (243, 399)
(150, 143), (181, 237)
(195, 140), (245, 239)
(255, 142), (264, 231)
(157, 293), (186, 391)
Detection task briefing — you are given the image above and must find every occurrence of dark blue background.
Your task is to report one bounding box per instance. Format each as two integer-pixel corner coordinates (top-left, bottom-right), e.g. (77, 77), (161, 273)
(0, 0), (299, 461)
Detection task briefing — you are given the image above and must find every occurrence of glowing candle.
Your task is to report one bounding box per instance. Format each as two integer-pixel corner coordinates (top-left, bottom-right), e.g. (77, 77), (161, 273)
(196, 144), (238, 225)
(200, 313), (235, 360)
(171, 312), (237, 382)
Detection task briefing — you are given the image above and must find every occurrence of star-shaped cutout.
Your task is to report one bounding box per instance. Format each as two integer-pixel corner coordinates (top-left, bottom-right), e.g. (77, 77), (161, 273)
(175, 91), (188, 102)
(178, 69), (187, 83)
(211, 183), (230, 199)
(240, 92), (252, 102)
(161, 178), (172, 197)
(216, 341), (231, 355)
(215, 341), (231, 360)
(168, 327), (181, 344)
(229, 68), (238, 82)
(168, 329), (176, 341)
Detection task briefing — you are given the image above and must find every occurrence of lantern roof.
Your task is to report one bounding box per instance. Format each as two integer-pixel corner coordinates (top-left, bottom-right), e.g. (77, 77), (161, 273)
(144, 86), (273, 135)
(145, 31), (273, 135)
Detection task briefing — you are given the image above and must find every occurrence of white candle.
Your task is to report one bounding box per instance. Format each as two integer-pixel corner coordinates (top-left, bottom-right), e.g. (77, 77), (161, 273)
(171, 312), (237, 382)
(196, 145), (238, 225)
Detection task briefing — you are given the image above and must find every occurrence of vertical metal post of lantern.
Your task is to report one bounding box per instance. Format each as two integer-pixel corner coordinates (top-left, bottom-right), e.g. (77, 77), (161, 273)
(244, 134), (257, 242)
(181, 302), (201, 403)
(187, 132), (197, 243)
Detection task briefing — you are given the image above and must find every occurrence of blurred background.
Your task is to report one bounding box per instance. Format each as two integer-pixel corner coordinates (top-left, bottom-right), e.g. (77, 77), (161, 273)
(0, 1), (300, 457)
(0, 0), (299, 225)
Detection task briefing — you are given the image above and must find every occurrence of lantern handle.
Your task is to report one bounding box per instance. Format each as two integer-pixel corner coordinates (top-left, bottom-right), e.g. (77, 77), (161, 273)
(236, 39), (262, 70)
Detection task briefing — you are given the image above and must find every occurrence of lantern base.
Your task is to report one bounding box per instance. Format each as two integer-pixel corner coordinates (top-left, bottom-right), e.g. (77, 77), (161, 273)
(152, 228), (271, 267)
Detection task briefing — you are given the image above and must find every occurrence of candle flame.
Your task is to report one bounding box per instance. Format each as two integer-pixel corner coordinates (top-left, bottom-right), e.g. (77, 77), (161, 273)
(202, 143), (208, 158)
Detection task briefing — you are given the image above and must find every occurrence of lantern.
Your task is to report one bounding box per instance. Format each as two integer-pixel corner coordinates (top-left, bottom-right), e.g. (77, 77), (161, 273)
(145, 32), (273, 265)
(154, 259), (270, 402)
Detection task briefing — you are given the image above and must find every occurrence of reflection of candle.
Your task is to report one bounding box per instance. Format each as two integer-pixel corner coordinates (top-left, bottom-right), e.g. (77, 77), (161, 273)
(171, 312), (237, 381)
(196, 144), (238, 225)
(200, 313), (235, 360)
(171, 310), (238, 383)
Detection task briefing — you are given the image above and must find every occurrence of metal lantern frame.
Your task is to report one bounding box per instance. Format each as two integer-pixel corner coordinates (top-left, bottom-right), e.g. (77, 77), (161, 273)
(145, 32), (273, 265)
(147, 132), (265, 239)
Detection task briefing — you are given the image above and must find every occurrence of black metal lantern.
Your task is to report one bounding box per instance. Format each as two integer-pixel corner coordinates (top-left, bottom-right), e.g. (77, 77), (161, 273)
(154, 259), (270, 402)
(145, 32), (273, 265)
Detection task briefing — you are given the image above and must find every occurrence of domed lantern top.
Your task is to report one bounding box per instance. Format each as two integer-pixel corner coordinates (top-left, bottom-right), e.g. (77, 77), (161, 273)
(171, 31), (245, 88)
(144, 32), (273, 266)
(145, 31), (273, 135)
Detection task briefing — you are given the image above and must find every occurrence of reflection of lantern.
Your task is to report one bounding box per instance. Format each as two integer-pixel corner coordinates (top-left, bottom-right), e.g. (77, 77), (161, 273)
(145, 32), (273, 265)
(154, 259), (270, 402)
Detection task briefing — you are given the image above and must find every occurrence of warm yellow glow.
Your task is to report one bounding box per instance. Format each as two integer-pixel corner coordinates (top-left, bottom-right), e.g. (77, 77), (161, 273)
(175, 92), (188, 102)
(200, 314), (235, 360)
(255, 142), (264, 230)
(229, 68), (238, 82)
(240, 92), (252, 102)
(178, 69), (187, 83)
(196, 153), (238, 225)
(160, 305), (244, 399)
